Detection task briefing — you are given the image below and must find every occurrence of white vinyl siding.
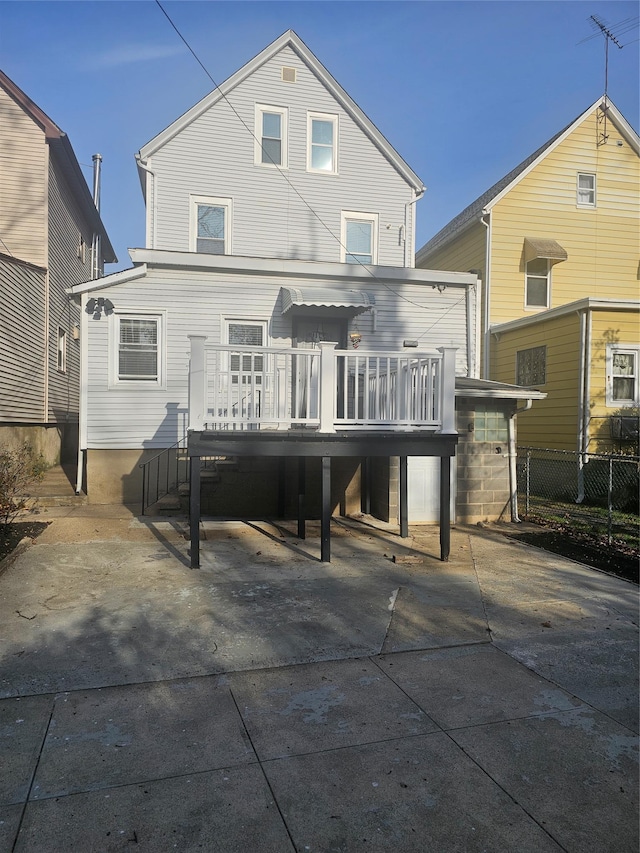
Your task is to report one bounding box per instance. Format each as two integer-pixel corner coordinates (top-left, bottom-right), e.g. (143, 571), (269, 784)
(149, 45), (414, 266)
(190, 196), (232, 254)
(606, 345), (640, 406)
(307, 112), (338, 174)
(255, 104), (288, 168)
(83, 266), (472, 449)
(342, 212), (378, 264)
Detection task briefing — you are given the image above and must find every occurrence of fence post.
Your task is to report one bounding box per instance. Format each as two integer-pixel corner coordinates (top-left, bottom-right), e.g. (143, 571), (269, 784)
(607, 456), (613, 545)
(318, 342), (338, 433)
(525, 449), (531, 516)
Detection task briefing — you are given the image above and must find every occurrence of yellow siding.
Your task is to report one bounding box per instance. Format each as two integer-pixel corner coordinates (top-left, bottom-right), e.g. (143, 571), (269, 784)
(418, 220), (485, 279)
(493, 312), (582, 450)
(490, 109), (639, 326)
(0, 86), (47, 266)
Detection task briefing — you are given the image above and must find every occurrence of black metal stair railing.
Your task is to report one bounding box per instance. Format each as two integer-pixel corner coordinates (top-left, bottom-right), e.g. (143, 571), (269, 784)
(139, 436), (189, 515)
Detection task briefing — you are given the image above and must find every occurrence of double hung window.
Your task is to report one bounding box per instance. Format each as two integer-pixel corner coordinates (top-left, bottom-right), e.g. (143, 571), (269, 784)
(256, 105), (287, 167)
(607, 346), (639, 406)
(190, 196), (231, 255)
(525, 258), (550, 308)
(307, 113), (338, 173)
(577, 173), (596, 207)
(57, 328), (67, 373)
(114, 315), (162, 385)
(341, 212), (378, 265)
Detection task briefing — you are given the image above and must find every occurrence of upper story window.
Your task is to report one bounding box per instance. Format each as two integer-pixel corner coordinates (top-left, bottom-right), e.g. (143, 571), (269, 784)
(113, 314), (163, 386)
(577, 173), (596, 207)
(256, 105), (288, 168)
(341, 212), (378, 265)
(190, 196), (231, 255)
(607, 346), (639, 407)
(525, 258), (550, 309)
(516, 345), (546, 386)
(307, 113), (338, 173)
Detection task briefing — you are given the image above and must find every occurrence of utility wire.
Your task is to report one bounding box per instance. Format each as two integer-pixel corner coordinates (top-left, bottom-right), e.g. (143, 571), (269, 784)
(153, 0), (462, 319)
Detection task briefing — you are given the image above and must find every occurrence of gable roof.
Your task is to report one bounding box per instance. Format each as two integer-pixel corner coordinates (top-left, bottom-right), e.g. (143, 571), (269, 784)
(136, 30), (424, 192)
(0, 69), (117, 264)
(416, 97), (640, 264)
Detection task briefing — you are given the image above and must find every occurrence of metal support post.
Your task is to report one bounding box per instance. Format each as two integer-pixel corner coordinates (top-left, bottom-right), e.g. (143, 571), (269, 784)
(190, 455), (201, 569)
(297, 457), (306, 540)
(321, 456), (331, 561)
(439, 455), (451, 561)
(399, 455), (409, 538)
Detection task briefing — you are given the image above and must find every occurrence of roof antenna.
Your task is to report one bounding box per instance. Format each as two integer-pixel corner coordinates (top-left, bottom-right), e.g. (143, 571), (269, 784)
(589, 15), (623, 145)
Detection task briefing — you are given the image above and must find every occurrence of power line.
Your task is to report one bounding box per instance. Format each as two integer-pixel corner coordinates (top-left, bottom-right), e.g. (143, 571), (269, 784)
(153, 1), (455, 318)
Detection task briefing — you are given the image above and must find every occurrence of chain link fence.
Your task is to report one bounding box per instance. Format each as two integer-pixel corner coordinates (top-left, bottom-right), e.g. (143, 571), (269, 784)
(517, 447), (639, 551)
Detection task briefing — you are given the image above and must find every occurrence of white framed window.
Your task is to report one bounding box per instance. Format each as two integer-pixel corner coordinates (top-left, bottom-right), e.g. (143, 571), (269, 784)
(341, 212), (378, 265)
(606, 346), (640, 407)
(307, 112), (338, 174)
(516, 345), (546, 386)
(255, 105), (288, 168)
(190, 196), (231, 255)
(111, 313), (164, 387)
(577, 173), (596, 207)
(525, 258), (550, 309)
(57, 327), (67, 373)
(225, 319), (268, 385)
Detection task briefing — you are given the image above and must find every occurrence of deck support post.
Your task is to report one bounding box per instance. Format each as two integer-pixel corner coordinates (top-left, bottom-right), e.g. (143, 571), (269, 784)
(361, 457), (371, 515)
(321, 456), (331, 562)
(190, 454), (201, 569)
(439, 455), (451, 561)
(277, 458), (286, 518)
(297, 457), (306, 540)
(399, 456), (409, 538)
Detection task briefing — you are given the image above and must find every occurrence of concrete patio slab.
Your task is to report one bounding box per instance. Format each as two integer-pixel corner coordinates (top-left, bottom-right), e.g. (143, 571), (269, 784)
(451, 706), (639, 853)
(15, 765), (294, 853)
(30, 677), (255, 799)
(262, 732), (564, 852)
(374, 644), (583, 729)
(229, 657), (437, 760)
(0, 696), (53, 805)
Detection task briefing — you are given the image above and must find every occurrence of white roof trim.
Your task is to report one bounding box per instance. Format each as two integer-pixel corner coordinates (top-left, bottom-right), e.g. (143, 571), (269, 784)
(67, 265), (148, 295)
(484, 98), (639, 214)
(491, 298), (640, 334)
(128, 248), (478, 287)
(137, 30), (424, 191)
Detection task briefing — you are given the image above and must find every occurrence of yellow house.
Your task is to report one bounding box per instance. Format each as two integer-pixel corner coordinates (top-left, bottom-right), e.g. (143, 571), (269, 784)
(416, 97), (639, 453)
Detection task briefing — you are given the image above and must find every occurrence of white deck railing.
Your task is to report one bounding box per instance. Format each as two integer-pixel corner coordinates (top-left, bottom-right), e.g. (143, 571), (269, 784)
(188, 337), (457, 434)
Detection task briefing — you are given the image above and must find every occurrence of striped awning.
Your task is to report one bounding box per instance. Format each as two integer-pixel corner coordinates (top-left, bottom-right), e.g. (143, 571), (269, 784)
(280, 286), (375, 314)
(524, 238), (568, 264)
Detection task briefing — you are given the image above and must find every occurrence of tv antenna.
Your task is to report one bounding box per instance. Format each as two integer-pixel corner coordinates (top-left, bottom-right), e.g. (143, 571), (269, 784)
(587, 15), (624, 145)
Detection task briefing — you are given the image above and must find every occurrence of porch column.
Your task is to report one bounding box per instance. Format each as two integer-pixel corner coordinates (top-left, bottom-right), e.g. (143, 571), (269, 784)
(190, 455), (201, 569)
(321, 456), (331, 561)
(188, 335), (207, 431)
(439, 455), (451, 561)
(318, 342), (338, 433)
(437, 346), (458, 435)
(399, 456), (409, 538)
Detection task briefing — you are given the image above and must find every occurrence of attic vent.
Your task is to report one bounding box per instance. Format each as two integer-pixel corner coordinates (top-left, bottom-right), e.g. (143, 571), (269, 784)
(281, 66), (296, 83)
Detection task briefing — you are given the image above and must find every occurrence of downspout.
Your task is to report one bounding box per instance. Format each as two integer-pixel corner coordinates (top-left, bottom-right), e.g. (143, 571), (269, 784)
(576, 309), (587, 502)
(91, 154), (102, 280)
(136, 156), (156, 248)
(466, 276), (480, 378)
(577, 308), (593, 503)
(404, 187), (425, 268)
(508, 399), (533, 521)
(480, 212), (491, 378)
(75, 291), (89, 495)
(43, 143), (50, 424)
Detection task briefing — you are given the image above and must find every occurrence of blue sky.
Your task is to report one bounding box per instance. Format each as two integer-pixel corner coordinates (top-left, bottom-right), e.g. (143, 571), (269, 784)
(2, 1), (638, 271)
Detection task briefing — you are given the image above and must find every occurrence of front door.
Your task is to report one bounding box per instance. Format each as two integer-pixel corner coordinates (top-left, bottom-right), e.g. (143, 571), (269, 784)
(292, 317), (348, 421)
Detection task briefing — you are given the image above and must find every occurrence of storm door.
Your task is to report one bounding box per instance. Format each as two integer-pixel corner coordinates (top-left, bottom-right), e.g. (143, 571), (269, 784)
(292, 317), (348, 422)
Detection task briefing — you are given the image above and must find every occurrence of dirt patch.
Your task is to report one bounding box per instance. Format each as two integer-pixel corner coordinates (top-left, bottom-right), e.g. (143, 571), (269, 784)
(0, 521), (50, 564)
(504, 521), (638, 585)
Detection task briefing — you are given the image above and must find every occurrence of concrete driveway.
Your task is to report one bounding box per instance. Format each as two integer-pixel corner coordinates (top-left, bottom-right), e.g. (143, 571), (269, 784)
(1, 506), (637, 852)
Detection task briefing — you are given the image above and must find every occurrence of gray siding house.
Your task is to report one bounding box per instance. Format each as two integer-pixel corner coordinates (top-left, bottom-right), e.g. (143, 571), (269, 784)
(0, 70), (116, 465)
(70, 31), (539, 539)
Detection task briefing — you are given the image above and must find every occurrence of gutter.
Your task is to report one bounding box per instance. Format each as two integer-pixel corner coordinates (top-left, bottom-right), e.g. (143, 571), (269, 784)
(480, 212), (491, 378)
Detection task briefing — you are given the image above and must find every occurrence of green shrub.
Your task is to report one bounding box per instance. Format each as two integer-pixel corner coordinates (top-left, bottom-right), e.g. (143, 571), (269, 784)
(0, 443), (46, 528)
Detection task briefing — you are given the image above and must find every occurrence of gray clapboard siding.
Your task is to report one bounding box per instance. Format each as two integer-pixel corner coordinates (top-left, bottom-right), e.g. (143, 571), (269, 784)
(0, 256), (46, 421)
(0, 87), (48, 267)
(83, 266), (471, 449)
(149, 45), (415, 266)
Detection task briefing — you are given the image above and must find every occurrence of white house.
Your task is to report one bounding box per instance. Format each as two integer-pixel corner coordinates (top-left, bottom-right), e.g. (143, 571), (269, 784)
(69, 31), (541, 561)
